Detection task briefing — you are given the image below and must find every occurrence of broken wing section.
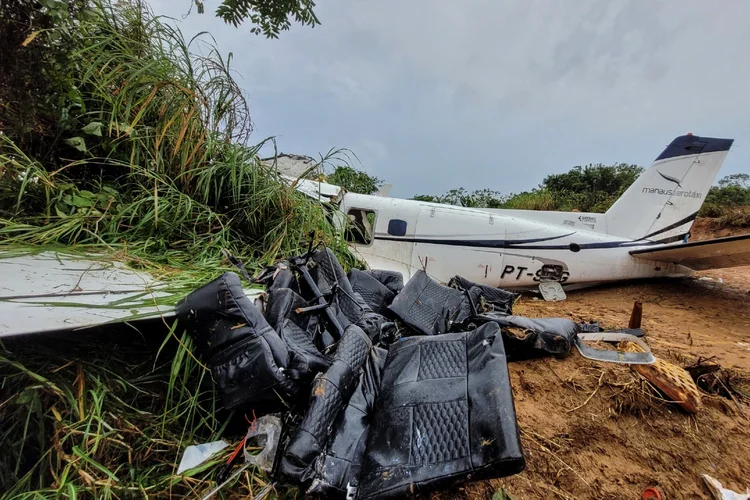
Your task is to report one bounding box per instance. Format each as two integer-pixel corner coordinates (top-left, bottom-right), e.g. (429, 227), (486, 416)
(280, 176), (344, 203)
(0, 250), (262, 337)
(630, 234), (750, 271)
(0, 250), (172, 337)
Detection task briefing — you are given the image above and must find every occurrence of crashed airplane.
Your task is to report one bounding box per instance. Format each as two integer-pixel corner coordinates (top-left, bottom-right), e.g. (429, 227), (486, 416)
(316, 133), (749, 295)
(1, 133), (749, 336)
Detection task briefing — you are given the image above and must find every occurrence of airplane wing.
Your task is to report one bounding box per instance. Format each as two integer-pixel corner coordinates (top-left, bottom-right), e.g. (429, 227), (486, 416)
(630, 233), (750, 271)
(0, 250), (262, 338)
(280, 175), (344, 203)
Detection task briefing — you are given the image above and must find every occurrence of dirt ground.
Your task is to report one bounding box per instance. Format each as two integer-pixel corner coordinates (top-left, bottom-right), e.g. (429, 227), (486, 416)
(438, 218), (750, 500)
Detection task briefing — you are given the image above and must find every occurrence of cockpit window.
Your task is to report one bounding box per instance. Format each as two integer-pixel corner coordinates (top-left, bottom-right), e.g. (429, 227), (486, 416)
(345, 208), (376, 245)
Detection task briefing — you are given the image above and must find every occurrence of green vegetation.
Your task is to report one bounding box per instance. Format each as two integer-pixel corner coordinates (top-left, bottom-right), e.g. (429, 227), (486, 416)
(701, 173), (750, 226)
(414, 188), (507, 208)
(540, 163), (644, 212)
(0, 325), (259, 498)
(411, 165), (750, 227)
(413, 163), (644, 212)
(326, 165), (384, 195)
(1, 0), (355, 280)
(210, 0), (320, 37)
(0, 1), (352, 497)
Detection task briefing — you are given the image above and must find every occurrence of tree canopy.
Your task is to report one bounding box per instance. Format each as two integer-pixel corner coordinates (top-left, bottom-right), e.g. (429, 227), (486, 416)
(705, 174), (750, 207)
(412, 163), (644, 212)
(326, 165), (383, 195)
(540, 163), (644, 212)
(193, 0), (320, 37)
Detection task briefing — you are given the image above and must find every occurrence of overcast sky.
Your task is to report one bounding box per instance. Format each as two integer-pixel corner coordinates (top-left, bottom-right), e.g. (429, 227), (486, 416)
(150, 0), (750, 198)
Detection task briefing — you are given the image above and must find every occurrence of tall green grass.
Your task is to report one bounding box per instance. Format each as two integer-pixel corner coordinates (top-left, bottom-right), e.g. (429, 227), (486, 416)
(0, 0), (355, 277)
(0, 322), (283, 499)
(0, 0), (354, 497)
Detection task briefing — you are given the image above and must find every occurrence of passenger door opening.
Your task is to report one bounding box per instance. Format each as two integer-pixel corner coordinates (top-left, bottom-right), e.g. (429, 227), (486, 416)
(345, 208), (376, 245)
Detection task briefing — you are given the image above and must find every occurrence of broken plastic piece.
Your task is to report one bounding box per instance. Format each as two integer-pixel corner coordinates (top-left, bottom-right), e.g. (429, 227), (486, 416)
(243, 414), (283, 472)
(574, 332), (656, 364)
(641, 487), (662, 500)
(539, 281), (566, 301)
(177, 440), (229, 474)
(702, 474), (750, 500)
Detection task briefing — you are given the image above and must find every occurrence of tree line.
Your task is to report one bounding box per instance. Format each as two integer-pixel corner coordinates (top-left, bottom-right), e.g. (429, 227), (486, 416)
(326, 164), (750, 217)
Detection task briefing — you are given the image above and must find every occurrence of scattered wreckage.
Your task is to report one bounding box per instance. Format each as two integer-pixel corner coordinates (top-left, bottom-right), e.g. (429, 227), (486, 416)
(174, 245), (682, 499)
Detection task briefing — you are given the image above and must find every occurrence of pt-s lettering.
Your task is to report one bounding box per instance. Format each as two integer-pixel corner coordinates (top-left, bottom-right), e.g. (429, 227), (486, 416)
(500, 265), (569, 282)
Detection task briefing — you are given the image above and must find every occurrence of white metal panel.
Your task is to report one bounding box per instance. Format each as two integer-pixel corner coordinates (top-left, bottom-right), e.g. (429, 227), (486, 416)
(0, 251), (262, 337)
(281, 176), (343, 202)
(480, 208), (607, 233)
(630, 233), (750, 270)
(0, 251), (162, 298)
(411, 207), (505, 285)
(606, 149), (730, 240)
(340, 192), (419, 280)
(0, 251), (172, 336)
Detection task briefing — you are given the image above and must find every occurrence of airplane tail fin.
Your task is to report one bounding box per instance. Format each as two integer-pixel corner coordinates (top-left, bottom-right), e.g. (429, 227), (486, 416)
(604, 134), (733, 242)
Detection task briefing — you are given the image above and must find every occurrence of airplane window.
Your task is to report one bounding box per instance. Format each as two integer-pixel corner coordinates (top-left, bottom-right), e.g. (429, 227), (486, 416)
(345, 208), (376, 245)
(388, 219), (407, 236)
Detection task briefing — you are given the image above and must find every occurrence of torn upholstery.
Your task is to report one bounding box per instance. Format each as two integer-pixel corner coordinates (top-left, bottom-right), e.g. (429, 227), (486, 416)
(175, 272), (298, 411)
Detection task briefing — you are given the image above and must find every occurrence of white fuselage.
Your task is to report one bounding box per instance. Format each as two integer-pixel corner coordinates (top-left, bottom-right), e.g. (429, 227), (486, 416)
(337, 193), (691, 289)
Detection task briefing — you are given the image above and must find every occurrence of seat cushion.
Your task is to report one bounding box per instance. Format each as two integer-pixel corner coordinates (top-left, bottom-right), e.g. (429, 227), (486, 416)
(357, 322), (525, 499)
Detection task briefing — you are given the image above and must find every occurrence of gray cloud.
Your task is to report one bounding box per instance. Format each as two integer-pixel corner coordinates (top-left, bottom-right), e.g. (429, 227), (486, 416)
(149, 0), (750, 197)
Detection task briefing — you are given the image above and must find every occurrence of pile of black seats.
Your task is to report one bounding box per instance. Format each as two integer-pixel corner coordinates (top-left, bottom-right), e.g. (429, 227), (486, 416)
(176, 247), (582, 499)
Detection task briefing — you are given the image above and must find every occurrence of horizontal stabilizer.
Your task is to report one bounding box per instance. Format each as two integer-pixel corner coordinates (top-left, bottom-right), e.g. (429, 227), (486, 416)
(630, 233), (750, 270)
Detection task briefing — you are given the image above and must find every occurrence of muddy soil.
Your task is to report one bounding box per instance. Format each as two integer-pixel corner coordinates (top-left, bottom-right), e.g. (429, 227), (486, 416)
(436, 218), (750, 500)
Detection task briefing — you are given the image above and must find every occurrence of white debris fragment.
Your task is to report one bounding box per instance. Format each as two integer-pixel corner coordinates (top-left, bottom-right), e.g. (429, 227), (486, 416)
(702, 474), (750, 500)
(177, 440), (229, 474)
